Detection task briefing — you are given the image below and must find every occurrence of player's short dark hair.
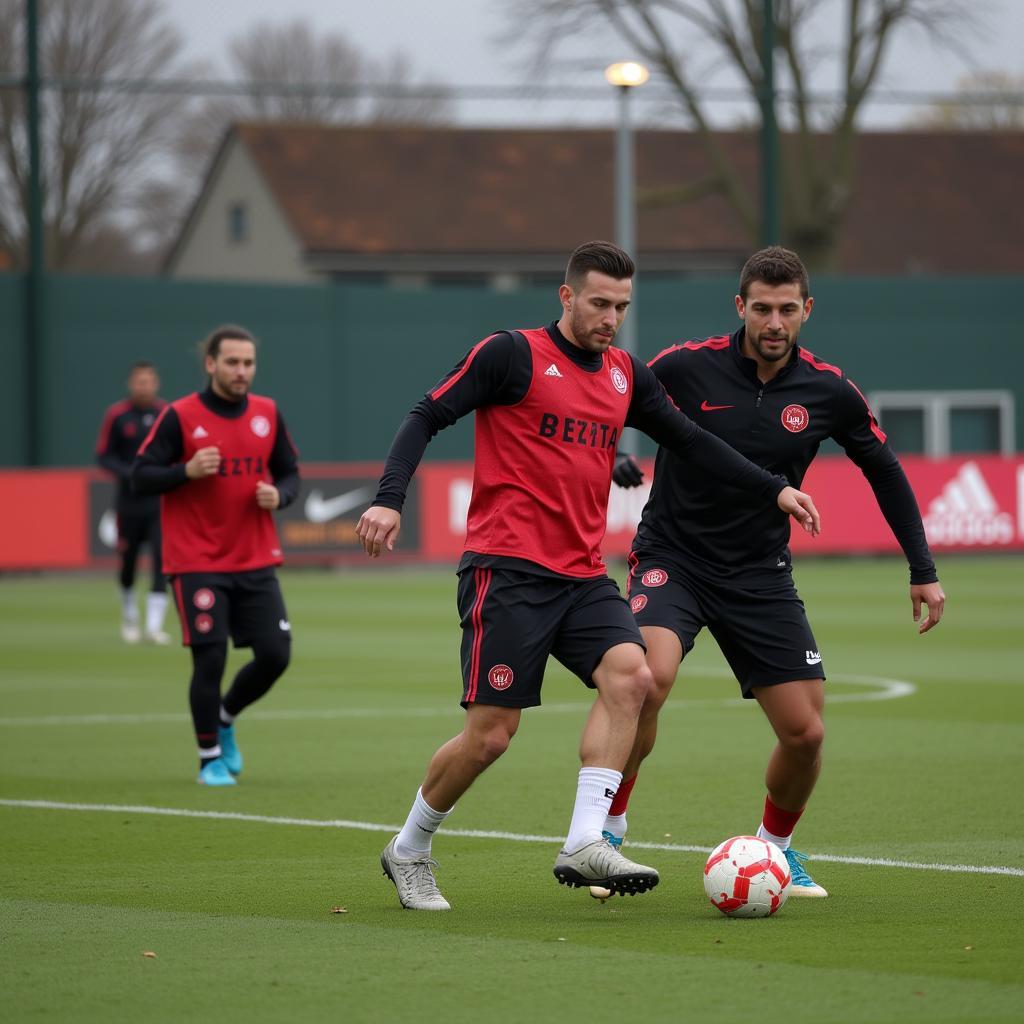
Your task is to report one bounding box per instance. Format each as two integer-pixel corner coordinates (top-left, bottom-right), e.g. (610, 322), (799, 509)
(565, 241), (635, 290)
(128, 361), (156, 375)
(739, 246), (810, 300)
(202, 324), (257, 360)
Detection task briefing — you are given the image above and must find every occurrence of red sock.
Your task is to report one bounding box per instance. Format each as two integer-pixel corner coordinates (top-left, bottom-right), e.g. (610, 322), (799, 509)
(608, 774), (638, 816)
(761, 795), (804, 838)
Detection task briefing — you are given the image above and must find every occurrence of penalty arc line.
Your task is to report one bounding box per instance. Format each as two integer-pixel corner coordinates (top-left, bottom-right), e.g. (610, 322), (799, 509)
(1, 798), (1020, 878)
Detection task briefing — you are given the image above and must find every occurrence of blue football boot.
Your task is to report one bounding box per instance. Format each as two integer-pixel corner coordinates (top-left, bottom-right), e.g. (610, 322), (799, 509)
(218, 724), (243, 776)
(197, 758), (236, 786)
(784, 848), (828, 897)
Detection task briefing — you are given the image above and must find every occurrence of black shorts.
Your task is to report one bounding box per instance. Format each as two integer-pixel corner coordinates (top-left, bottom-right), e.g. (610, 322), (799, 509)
(170, 568), (291, 649)
(626, 551), (825, 697)
(117, 509), (161, 553)
(456, 567), (644, 709)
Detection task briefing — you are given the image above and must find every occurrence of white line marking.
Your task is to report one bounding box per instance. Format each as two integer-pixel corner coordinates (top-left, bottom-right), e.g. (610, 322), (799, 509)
(1, 798), (1019, 877)
(0, 673), (916, 727)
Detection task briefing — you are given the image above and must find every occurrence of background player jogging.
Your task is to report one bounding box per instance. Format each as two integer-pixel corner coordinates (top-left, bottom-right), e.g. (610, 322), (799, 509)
(610, 246), (946, 897)
(95, 361), (169, 644)
(132, 325), (300, 786)
(356, 240), (822, 911)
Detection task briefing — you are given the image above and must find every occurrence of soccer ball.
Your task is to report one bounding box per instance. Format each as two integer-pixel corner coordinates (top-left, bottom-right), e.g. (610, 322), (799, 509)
(703, 835), (792, 918)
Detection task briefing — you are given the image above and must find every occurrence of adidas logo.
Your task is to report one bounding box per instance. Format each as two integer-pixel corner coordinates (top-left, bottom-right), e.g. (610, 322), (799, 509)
(192, 425), (209, 440)
(805, 650), (822, 665)
(544, 363), (563, 377)
(924, 461), (1013, 545)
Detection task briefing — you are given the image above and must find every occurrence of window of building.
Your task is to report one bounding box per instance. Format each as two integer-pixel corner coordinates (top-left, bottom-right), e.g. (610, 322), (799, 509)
(868, 390), (1015, 456)
(227, 202), (248, 244)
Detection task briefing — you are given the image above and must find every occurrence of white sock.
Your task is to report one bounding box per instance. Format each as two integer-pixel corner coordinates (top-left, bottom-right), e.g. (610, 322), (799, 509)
(757, 824), (792, 851)
(603, 813), (628, 841)
(145, 592), (168, 633)
(120, 587), (138, 623)
(564, 767), (622, 852)
(219, 706), (235, 727)
(394, 788), (452, 858)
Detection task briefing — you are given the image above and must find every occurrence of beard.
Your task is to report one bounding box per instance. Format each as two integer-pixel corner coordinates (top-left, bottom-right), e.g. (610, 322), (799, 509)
(751, 332), (797, 363)
(570, 307), (616, 351)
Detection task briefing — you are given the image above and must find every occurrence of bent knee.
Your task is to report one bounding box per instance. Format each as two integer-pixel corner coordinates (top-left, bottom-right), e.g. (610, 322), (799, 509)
(469, 727), (513, 767)
(602, 660), (653, 714)
(782, 719), (825, 758)
(254, 640), (291, 678)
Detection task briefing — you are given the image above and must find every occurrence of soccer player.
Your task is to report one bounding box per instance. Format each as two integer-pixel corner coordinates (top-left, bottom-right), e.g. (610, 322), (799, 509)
(357, 241), (822, 910)
(609, 246), (946, 896)
(95, 361), (169, 644)
(131, 325), (300, 787)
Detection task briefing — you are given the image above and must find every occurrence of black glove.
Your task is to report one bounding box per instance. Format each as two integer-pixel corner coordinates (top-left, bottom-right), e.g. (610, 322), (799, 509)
(612, 453), (644, 488)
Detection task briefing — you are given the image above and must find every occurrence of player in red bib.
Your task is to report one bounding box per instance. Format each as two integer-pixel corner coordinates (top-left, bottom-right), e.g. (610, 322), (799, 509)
(358, 241), (822, 910)
(132, 326), (300, 786)
(610, 247), (946, 896)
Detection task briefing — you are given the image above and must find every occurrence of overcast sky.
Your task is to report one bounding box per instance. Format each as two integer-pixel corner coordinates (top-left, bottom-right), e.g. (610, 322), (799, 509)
(165, 0), (1023, 129)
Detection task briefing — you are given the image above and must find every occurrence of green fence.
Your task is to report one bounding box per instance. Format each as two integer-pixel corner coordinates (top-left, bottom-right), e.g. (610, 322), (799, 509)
(0, 272), (1020, 466)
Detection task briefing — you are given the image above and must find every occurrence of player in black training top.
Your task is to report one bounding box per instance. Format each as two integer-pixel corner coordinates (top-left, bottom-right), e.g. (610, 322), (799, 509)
(95, 361), (169, 644)
(608, 247), (946, 898)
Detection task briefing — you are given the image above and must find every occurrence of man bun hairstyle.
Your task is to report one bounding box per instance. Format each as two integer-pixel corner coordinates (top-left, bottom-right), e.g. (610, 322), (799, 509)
(565, 240), (635, 290)
(201, 324), (257, 361)
(739, 246), (809, 300)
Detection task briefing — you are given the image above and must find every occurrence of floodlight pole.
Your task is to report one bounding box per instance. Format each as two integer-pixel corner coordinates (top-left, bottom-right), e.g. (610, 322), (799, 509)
(614, 83), (638, 364)
(605, 63), (648, 456)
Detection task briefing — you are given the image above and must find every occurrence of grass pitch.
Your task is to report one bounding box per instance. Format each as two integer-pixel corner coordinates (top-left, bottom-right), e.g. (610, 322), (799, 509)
(1, 557), (1022, 1023)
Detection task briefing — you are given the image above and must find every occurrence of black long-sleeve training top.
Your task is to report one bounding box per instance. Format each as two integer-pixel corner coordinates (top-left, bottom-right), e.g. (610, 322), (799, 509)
(632, 327), (937, 582)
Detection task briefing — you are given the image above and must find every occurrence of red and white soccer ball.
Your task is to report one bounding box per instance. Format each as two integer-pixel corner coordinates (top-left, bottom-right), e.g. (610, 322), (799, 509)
(703, 835), (792, 918)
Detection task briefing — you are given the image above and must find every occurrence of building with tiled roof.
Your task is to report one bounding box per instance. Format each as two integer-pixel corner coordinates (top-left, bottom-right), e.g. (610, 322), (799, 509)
(165, 123), (1024, 286)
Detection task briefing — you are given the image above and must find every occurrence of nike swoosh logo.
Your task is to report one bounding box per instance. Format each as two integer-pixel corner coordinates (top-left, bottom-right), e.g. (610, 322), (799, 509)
(700, 401), (735, 412)
(304, 486), (375, 523)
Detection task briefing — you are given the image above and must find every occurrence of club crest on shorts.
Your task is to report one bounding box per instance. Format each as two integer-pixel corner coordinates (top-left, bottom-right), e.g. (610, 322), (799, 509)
(641, 568), (668, 588)
(194, 613), (214, 634)
(250, 414), (271, 437)
(630, 594), (648, 613)
(193, 588), (215, 610)
(781, 404), (809, 433)
(609, 366), (628, 394)
(488, 664), (514, 691)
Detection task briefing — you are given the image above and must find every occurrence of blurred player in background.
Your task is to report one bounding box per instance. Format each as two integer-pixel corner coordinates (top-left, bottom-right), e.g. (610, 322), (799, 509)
(95, 361), (169, 644)
(609, 246), (946, 896)
(132, 326), (300, 787)
(357, 240), (821, 910)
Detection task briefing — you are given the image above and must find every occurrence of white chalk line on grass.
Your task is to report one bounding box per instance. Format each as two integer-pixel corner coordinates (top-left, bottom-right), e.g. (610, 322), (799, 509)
(0, 673), (916, 727)
(1, 798), (1020, 878)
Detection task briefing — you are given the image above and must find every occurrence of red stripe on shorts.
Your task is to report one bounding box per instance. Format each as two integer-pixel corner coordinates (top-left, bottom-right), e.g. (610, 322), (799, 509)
(466, 567), (491, 704)
(173, 576), (190, 645)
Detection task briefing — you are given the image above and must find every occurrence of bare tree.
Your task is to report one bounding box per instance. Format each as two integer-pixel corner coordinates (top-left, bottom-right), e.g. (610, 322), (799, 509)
(181, 20), (452, 156)
(0, 0), (194, 270)
(502, 0), (977, 268)
(917, 71), (1024, 131)
(153, 19), (453, 256)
